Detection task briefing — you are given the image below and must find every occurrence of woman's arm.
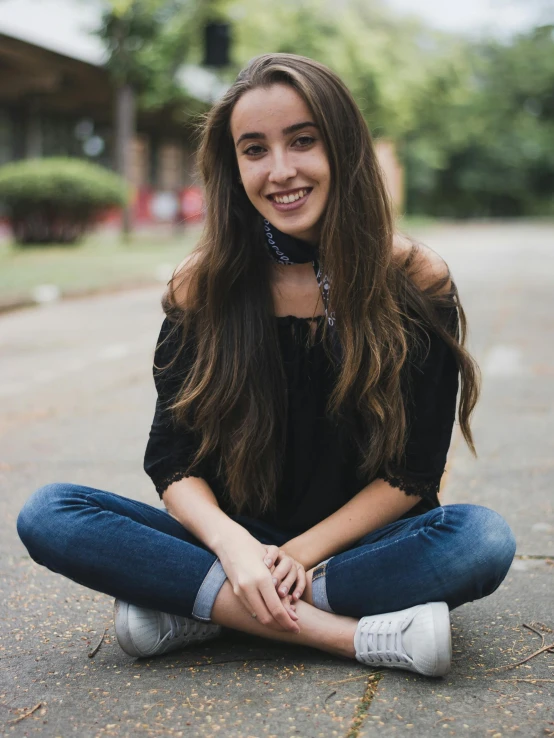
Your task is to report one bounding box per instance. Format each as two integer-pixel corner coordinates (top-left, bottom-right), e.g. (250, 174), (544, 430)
(281, 479), (421, 570)
(163, 475), (249, 553)
(284, 245), (460, 570)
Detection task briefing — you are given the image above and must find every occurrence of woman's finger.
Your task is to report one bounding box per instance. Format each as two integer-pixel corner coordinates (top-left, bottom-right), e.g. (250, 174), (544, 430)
(291, 565), (306, 600)
(278, 563), (302, 598)
(236, 576), (298, 632)
(258, 579), (300, 633)
(263, 545), (280, 568)
(237, 588), (278, 629)
(272, 556), (295, 594)
(283, 593), (298, 615)
(271, 590), (298, 622)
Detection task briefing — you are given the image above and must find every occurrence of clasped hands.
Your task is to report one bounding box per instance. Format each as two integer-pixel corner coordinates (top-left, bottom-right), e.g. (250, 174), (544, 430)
(249, 544), (306, 633)
(263, 543), (306, 623)
(219, 535), (306, 634)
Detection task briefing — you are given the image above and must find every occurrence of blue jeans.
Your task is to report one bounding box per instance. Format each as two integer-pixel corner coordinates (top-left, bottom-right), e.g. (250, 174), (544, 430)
(16, 483), (516, 622)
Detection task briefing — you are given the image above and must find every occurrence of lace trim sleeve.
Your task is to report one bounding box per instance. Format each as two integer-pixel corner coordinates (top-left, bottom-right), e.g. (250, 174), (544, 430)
(152, 468), (206, 499)
(377, 468), (444, 500)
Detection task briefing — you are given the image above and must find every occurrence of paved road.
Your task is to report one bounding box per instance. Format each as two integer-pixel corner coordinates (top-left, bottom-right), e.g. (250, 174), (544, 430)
(1, 222), (553, 737)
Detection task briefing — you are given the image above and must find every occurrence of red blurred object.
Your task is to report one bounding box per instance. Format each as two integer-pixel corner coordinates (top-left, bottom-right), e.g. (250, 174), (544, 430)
(134, 187), (153, 225)
(84, 186), (206, 230)
(180, 186), (204, 223)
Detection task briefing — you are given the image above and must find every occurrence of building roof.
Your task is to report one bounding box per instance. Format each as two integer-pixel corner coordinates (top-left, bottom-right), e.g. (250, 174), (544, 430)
(0, 0), (229, 103)
(0, 0), (106, 65)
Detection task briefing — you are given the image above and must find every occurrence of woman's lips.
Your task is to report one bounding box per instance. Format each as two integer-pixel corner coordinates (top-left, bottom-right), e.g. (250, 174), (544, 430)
(268, 189), (312, 212)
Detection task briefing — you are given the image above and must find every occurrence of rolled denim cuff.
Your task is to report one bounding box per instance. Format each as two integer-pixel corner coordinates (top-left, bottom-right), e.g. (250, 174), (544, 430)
(311, 557), (335, 613)
(192, 558), (227, 622)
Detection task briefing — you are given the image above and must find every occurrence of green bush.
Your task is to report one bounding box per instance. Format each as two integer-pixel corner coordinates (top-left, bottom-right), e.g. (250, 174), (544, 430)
(0, 157), (128, 246)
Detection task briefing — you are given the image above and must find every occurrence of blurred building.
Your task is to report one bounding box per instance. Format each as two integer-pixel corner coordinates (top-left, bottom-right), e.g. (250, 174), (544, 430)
(0, 10), (404, 224)
(0, 32), (203, 225)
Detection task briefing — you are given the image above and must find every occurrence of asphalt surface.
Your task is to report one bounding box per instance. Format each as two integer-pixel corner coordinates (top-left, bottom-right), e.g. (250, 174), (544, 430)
(1, 221), (553, 737)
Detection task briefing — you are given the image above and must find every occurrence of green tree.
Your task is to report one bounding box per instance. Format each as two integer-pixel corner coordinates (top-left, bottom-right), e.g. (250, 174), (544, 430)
(221, 0), (554, 217)
(95, 0), (554, 221)
(222, 0), (445, 139)
(403, 25), (554, 216)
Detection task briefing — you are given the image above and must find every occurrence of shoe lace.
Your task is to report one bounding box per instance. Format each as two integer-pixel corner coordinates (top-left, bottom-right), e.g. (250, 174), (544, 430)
(358, 617), (411, 665)
(167, 614), (212, 641)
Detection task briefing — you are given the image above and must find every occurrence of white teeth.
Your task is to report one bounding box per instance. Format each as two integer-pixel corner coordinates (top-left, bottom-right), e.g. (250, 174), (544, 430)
(273, 189), (308, 204)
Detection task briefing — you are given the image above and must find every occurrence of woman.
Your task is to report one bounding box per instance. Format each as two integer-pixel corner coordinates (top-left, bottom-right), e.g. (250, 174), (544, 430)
(17, 53), (516, 678)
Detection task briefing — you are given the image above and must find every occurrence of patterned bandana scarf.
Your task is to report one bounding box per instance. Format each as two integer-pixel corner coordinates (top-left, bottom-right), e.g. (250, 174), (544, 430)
(262, 219), (336, 327)
(262, 218), (342, 363)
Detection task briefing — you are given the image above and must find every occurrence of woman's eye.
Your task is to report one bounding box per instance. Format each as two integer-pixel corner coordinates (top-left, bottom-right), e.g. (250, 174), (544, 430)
(244, 145), (264, 156)
(243, 136), (315, 157)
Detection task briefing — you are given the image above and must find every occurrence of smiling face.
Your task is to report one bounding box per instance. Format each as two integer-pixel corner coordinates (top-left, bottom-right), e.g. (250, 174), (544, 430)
(230, 83), (331, 245)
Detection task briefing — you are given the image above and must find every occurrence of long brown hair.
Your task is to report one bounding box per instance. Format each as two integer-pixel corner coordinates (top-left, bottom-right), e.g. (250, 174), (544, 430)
(160, 53), (480, 517)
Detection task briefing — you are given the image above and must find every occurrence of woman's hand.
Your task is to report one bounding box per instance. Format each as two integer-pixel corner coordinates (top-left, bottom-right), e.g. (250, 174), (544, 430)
(263, 545), (306, 603)
(216, 531), (300, 633)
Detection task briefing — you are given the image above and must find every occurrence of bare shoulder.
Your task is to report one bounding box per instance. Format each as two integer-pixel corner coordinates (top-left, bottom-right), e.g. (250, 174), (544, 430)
(392, 233), (451, 293)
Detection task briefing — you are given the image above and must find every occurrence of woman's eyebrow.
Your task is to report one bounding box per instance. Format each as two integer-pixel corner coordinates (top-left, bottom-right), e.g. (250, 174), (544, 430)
(235, 121), (319, 147)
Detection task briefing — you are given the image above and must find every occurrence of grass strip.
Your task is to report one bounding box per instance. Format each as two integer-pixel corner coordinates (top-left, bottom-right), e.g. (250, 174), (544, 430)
(344, 672), (383, 738)
(0, 226), (201, 304)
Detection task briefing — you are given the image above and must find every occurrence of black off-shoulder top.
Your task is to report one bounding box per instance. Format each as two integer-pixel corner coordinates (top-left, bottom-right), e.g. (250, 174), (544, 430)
(144, 310), (459, 535)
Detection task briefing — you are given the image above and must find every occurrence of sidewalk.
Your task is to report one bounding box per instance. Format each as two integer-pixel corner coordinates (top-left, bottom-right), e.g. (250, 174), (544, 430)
(1, 222), (552, 737)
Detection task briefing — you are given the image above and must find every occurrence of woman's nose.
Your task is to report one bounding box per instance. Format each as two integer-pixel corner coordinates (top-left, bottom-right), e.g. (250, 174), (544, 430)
(268, 151), (297, 183)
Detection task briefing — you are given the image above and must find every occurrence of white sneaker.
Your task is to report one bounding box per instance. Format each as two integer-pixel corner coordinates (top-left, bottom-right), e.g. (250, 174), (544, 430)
(354, 602), (451, 677)
(114, 600), (222, 658)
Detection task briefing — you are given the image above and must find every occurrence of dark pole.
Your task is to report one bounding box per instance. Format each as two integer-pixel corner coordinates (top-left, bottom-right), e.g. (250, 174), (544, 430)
(204, 22), (231, 67)
(115, 82), (136, 240)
